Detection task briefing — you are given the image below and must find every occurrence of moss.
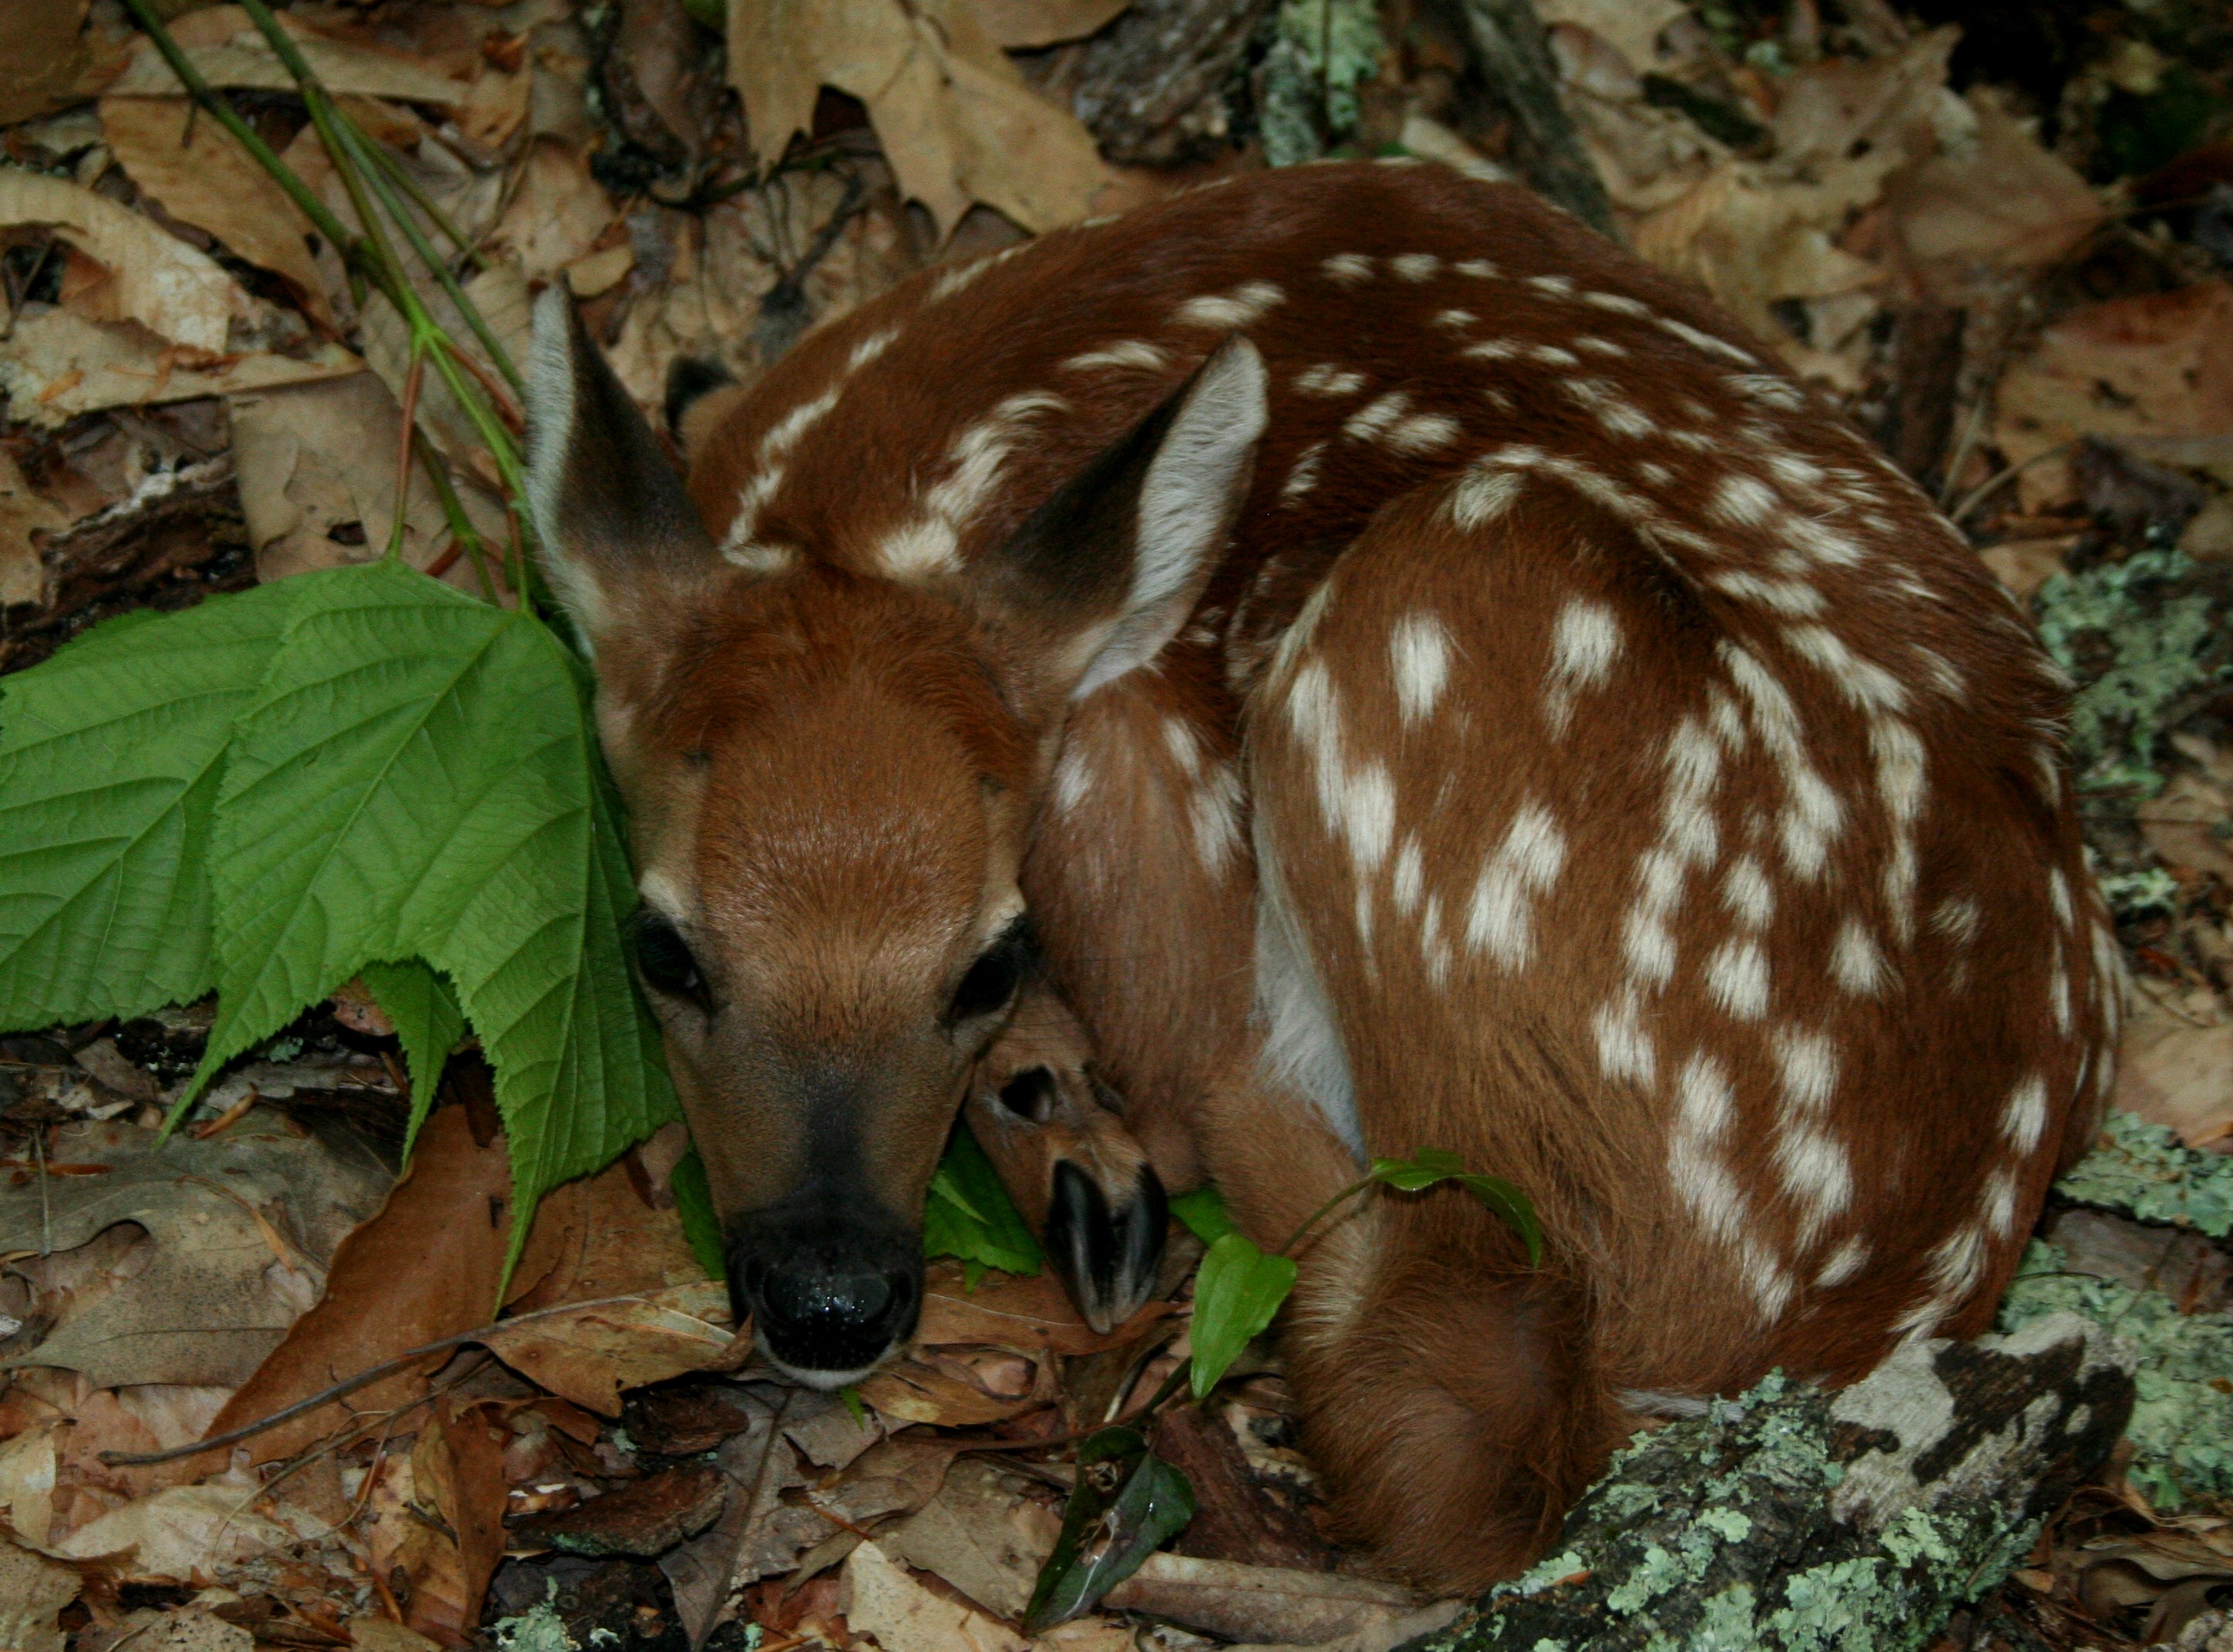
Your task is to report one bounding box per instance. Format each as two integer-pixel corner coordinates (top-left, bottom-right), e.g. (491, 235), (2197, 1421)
(1997, 1241), (2233, 1512)
(491, 1587), (580, 1652)
(2054, 1109), (2233, 1237)
(2033, 547), (2224, 797)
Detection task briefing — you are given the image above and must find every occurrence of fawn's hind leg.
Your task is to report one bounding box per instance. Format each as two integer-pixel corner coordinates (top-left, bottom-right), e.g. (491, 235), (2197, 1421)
(1196, 1069), (1623, 1593)
(967, 972), (1167, 1332)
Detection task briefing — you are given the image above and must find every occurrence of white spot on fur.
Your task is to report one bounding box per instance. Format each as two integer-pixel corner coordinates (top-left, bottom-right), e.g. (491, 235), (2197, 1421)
(1829, 919), (1888, 995)
(1064, 340), (1170, 373)
(1283, 442), (1327, 503)
(1704, 937), (1771, 1020)
(1391, 613), (1455, 726)
(2001, 1074), (2048, 1156)
(1543, 598), (1621, 735)
(1320, 253), (1374, 286)
(1433, 309), (1476, 330)
(1391, 253), (1441, 282)
(1815, 1237), (1869, 1288)
(1466, 801), (1567, 967)
(1594, 987), (1657, 1087)
(1176, 281), (1285, 329)
(1296, 363), (1367, 397)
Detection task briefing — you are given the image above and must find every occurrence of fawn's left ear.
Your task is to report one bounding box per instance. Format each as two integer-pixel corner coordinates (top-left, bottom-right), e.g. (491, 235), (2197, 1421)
(525, 287), (716, 646)
(976, 337), (1268, 704)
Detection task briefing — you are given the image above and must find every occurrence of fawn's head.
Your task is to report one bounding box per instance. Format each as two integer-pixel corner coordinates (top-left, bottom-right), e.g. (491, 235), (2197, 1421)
(524, 290), (1264, 1383)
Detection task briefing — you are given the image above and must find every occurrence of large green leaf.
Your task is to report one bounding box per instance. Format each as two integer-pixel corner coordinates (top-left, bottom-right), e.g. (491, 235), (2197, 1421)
(182, 561), (675, 1266)
(923, 1122), (1042, 1282)
(1024, 1427), (1196, 1633)
(0, 584), (300, 1028)
(361, 956), (466, 1153)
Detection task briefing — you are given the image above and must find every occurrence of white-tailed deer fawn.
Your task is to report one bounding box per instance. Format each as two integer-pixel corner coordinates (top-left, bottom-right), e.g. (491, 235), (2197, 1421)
(525, 161), (2119, 1591)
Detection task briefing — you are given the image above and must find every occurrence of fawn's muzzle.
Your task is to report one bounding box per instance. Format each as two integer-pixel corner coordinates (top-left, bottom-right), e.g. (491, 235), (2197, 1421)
(729, 1203), (923, 1383)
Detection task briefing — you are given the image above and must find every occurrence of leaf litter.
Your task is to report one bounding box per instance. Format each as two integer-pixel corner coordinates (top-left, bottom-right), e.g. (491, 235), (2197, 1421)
(5, 0), (2233, 1649)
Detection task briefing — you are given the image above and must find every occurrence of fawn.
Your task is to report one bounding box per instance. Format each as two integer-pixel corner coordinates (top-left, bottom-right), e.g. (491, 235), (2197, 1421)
(524, 161), (2119, 1590)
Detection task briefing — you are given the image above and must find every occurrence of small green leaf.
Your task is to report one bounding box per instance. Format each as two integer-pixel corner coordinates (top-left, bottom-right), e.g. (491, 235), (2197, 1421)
(1189, 1232), (1296, 1400)
(1368, 1149), (1543, 1265)
(672, 1147), (727, 1281)
(923, 1122), (1041, 1281)
(360, 957), (464, 1156)
(1169, 1183), (1236, 1245)
(1457, 1172), (1544, 1267)
(1368, 1147), (1466, 1191)
(839, 1385), (867, 1429)
(1024, 1427), (1196, 1633)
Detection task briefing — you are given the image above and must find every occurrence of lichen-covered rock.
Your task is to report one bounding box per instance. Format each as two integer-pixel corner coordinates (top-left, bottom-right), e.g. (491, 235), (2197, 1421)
(1402, 1315), (2131, 1652)
(2053, 1109), (2233, 1237)
(1998, 1241), (2233, 1512)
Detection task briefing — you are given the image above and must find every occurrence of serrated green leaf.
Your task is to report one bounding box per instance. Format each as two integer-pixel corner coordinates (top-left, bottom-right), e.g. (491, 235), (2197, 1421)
(0, 582), (302, 1030)
(1169, 1183), (1237, 1245)
(1189, 1232), (1296, 1400)
(173, 561), (673, 1279)
(923, 1122), (1041, 1281)
(360, 957), (465, 1155)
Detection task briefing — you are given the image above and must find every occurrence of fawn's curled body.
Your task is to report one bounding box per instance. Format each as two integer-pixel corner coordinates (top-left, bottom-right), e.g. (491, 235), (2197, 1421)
(524, 161), (2119, 1593)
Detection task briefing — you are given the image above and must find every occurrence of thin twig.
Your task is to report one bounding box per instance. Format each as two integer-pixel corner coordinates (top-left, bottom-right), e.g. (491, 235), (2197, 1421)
(32, 1126), (50, 1258)
(100, 1293), (727, 1464)
(1951, 440), (2077, 526)
(388, 344), (427, 562)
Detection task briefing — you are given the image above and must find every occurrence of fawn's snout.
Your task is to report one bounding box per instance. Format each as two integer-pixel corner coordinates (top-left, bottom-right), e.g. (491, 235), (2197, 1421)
(726, 1180), (923, 1383)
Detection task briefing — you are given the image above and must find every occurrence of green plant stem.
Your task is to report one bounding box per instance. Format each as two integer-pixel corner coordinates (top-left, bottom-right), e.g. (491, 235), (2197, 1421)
(1275, 1175), (1375, 1261)
(414, 430), (500, 603)
(361, 133), (490, 275)
(115, 0), (364, 274)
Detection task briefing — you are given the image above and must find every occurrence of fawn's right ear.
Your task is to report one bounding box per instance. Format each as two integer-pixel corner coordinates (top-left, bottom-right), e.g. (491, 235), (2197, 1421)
(526, 287), (716, 647)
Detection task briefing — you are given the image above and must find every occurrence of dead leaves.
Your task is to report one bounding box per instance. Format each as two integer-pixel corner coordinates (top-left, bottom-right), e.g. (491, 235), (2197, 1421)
(726, 0), (1120, 237)
(1997, 283), (2233, 466)
(105, 6), (466, 107)
(0, 169), (243, 354)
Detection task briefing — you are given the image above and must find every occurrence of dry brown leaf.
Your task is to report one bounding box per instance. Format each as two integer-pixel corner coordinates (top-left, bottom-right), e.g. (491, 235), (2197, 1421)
(229, 371), (507, 588)
(839, 1539), (1028, 1652)
(0, 169), (240, 353)
(173, 1105), (530, 1478)
(49, 1479), (318, 1576)
(877, 1457), (1059, 1620)
(2111, 996), (2233, 1151)
(0, 1426), (63, 1551)
(390, 1401), (510, 1643)
(484, 139), (616, 283)
(100, 96), (334, 330)
(1537, 0), (1687, 76)
(855, 1352), (1046, 1428)
(355, 263), (529, 482)
(959, 0), (1130, 49)
(106, 5), (466, 106)
(1631, 29), (1956, 334)
(477, 1281), (739, 1414)
(1994, 283), (2233, 468)
(503, 1151), (709, 1315)
(0, 309), (360, 428)
(726, 0), (1118, 237)
(0, 448), (67, 608)
(0, 1), (122, 127)
(913, 1259), (1171, 1356)
(0, 1539), (80, 1652)
(1881, 90), (2104, 302)
(0, 1112), (390, 1391)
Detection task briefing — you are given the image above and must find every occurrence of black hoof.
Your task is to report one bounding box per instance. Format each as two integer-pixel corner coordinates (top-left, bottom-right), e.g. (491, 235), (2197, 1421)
(1045, 1159), (1168, 1335)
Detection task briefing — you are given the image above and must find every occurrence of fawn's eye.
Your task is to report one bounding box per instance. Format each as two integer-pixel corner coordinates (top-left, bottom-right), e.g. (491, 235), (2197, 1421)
(633, 911), (708, 1008)
(950, 921), (1028, 1022)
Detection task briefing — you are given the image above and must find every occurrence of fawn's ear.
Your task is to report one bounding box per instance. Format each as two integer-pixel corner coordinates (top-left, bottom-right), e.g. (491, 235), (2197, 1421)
(525, 287), (715, 645)
(979, 337), (1268, 704)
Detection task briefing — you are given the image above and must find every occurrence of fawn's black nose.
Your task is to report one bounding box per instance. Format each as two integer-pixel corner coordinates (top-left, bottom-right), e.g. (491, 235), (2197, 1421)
(735, 1250), (919, 1383)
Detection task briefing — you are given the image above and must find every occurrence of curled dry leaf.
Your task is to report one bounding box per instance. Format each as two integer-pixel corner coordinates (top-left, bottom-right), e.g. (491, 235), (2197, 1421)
(477, 1281), (739, 1415)
(387, 1400), (510, 1644)
(727, 0), (1118, 237)
(0, 168), (241, 354)
(99, 96), (334, 330)
(0, 1111), (391, 1390)
(105, 5), (466, 107)
(0, 310), (361, 430)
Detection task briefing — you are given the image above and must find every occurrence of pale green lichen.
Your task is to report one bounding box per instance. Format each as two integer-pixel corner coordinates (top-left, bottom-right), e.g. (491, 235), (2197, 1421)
(491, 1586), (579, 1652)
(2096, 865), (2182, 920)
(1259, 0), (1384, 166)
(2054, 1109), (2233, 1237)
(1998, 1241), (2233, 1511)
(2034, 547), (2224, 797)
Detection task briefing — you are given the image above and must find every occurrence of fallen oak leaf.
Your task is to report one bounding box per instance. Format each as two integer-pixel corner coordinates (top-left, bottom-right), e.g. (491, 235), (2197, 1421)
(475, 1279), (744, 1415)
(104, 4), (466, 106)
(0, 168), (244, 353)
